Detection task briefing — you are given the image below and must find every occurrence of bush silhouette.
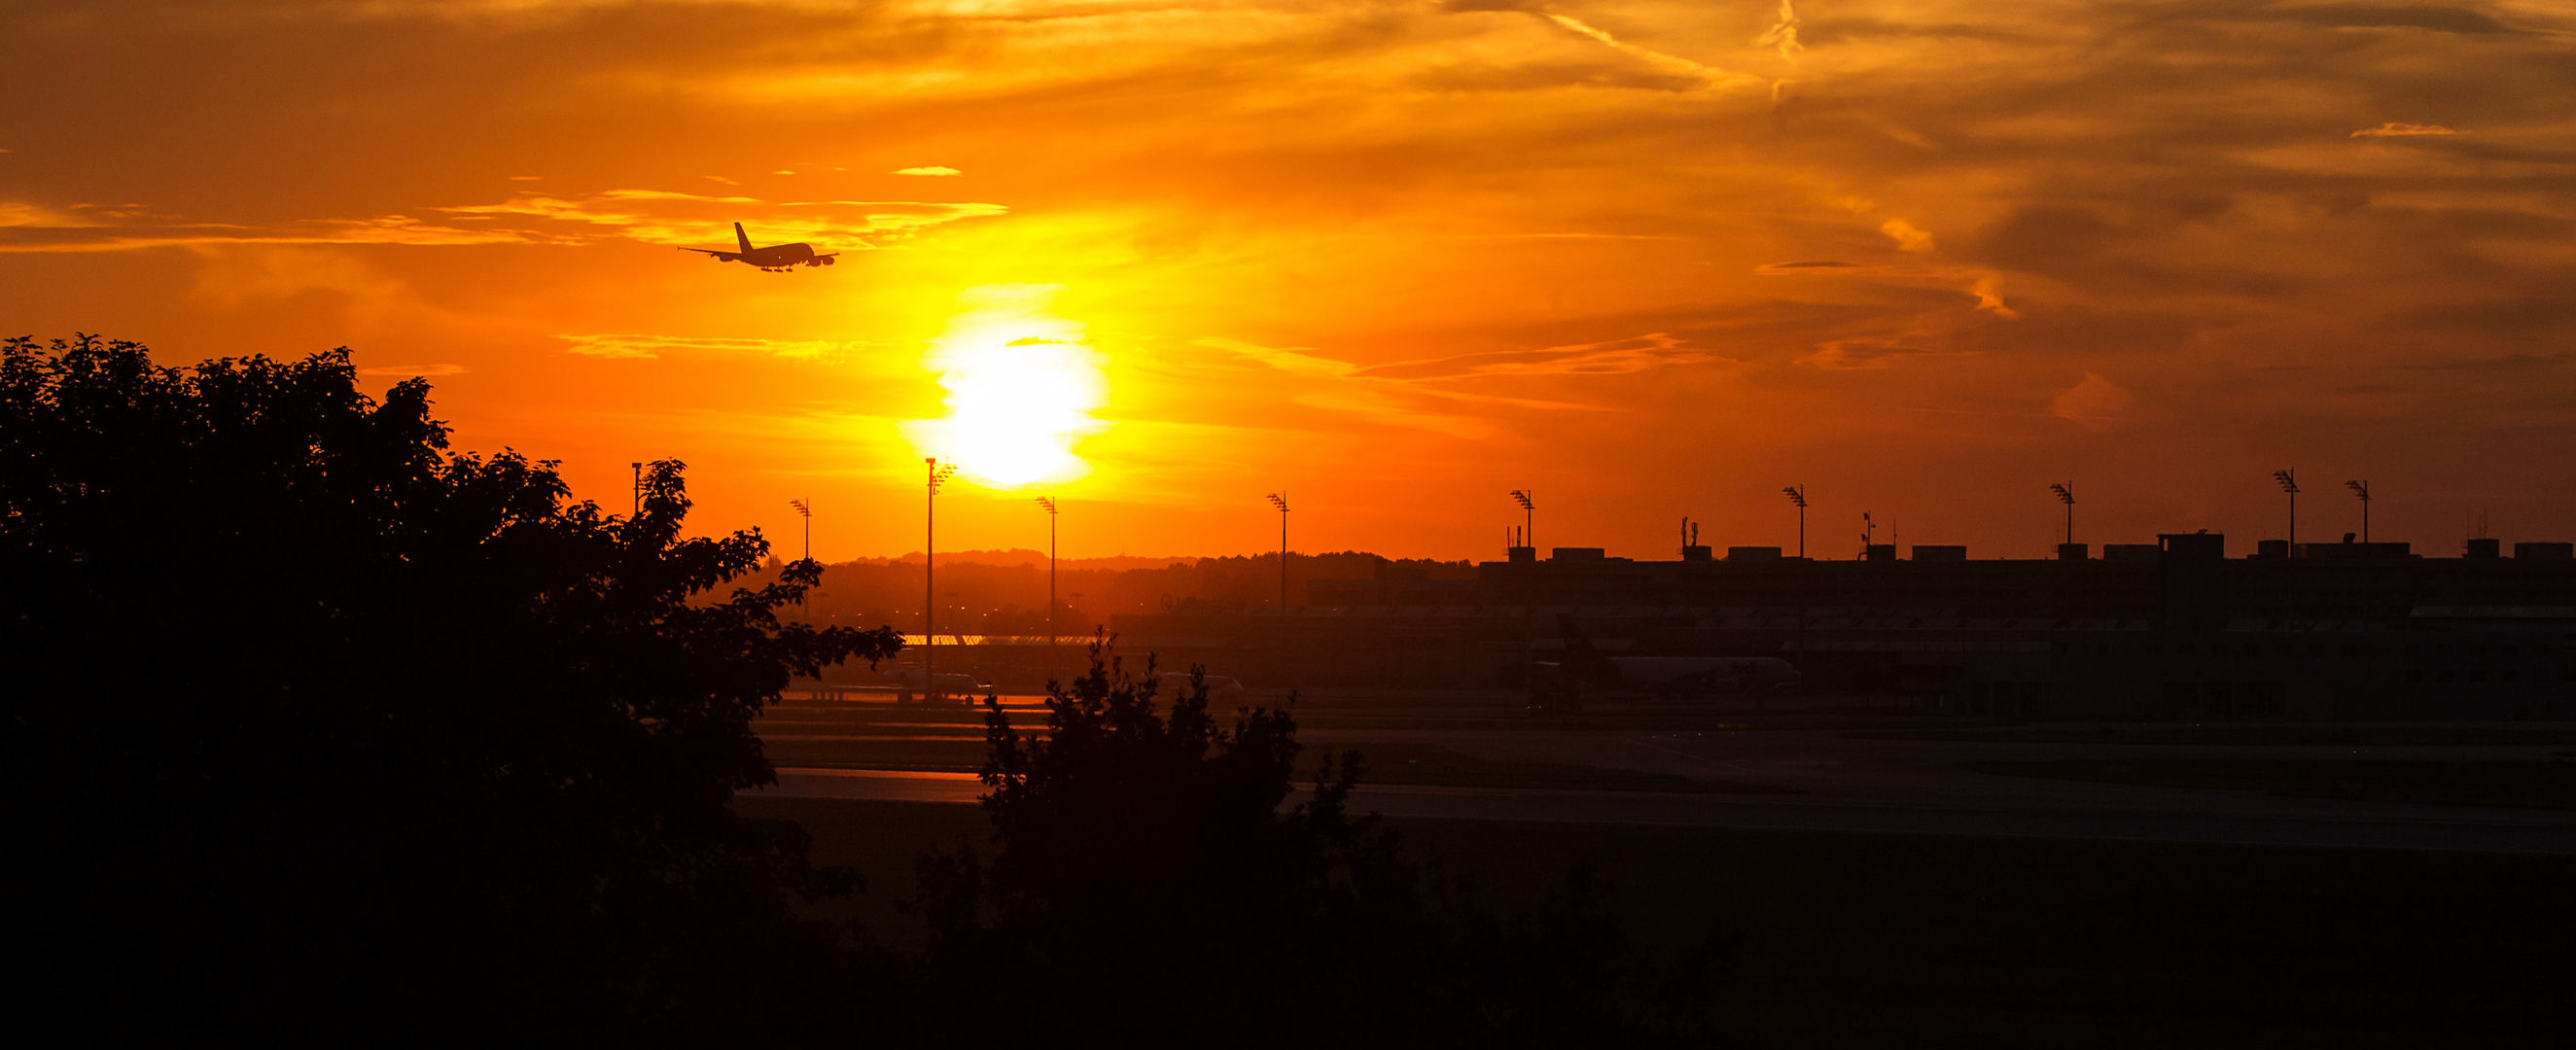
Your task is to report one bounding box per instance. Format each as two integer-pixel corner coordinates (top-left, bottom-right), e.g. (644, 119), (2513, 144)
(916, 639), (1722, 1046)
(4, 336), (901, 1040)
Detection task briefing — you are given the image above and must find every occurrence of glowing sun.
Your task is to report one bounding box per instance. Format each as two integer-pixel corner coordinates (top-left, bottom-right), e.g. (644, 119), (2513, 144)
(906, 284), (1108, 487)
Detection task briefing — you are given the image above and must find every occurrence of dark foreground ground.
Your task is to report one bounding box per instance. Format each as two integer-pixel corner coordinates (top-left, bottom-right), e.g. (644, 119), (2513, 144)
(739, 795), (2575, 1049)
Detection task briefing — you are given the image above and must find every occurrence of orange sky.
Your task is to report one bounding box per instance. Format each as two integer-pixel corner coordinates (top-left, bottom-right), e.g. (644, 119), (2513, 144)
(6, 1), (2572, 562)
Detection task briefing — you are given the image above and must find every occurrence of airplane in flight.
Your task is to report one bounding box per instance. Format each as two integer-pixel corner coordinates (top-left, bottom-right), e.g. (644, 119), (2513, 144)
(678, 223), (838, 271)
(1535, 613), (1800, 702)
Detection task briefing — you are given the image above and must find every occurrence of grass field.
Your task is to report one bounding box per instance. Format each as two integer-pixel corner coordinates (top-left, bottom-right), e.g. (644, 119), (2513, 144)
(740, 795), (2576, 1048)
(1968, 758), (2576, 810)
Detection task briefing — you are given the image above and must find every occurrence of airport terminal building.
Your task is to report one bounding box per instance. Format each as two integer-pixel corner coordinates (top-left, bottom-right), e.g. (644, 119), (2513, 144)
(1105, 535), (2576, 720)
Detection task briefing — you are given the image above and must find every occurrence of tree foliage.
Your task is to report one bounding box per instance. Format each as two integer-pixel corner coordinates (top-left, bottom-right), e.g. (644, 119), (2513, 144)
(3, 335), (901, 1039)
(4, 333), (1725, 1043)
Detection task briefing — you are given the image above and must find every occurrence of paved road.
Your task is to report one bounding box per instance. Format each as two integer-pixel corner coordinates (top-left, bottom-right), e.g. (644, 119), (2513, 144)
(761, 727), (2576, 855)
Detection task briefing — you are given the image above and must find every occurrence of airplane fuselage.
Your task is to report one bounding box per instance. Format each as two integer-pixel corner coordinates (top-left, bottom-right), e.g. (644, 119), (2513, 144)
(681, 223), (839, 271)
(707, 243), (829, 269)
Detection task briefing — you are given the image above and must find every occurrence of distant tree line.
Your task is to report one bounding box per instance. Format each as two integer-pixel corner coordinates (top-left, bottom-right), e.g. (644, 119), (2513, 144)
(3, 335), (1717, 1045)
(748, 549), (1478, 638)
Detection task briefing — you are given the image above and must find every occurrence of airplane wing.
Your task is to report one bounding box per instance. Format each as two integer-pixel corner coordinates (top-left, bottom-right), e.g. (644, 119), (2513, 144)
(678, 247), (739, 259)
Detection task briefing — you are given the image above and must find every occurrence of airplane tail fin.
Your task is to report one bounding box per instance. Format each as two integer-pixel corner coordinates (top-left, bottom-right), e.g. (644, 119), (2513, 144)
(733, 222), (753, 255)
(1555, 613), (1619, 682)
(1556, 613), (1595, 655)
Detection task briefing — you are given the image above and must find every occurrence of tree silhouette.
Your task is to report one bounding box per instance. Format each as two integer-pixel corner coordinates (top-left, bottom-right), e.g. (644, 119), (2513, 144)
(4, 335), (902, 1040)
(916, 638), (1720, 1046)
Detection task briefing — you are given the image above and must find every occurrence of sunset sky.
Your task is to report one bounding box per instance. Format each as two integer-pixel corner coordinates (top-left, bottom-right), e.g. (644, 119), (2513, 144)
(6, 1), (2571, 562)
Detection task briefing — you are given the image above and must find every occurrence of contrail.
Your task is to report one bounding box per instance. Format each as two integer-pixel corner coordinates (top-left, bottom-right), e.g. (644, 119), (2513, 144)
(1542, 13), (1763, 89)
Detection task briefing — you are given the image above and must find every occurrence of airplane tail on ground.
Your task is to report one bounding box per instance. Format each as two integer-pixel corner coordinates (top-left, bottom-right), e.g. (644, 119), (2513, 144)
(1553, 613), (1621, 683)
(733, 222), (754, 255)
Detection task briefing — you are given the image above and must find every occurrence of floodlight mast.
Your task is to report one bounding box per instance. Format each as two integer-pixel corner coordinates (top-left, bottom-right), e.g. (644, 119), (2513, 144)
(1510, 489), (1535, 553)
(790, 498), (813, 622)
(1780, 485), (1810, 670)
(925, 458), (959, 701)
(1036, 497), (1058, 660)
(2049, 483), (2075, 546)
(1266, 492), (1291, 615)
(2274, 469), (2301, 547)
(2346, 480), (2371, 542)
(631, 462), (644, 519)
(1781, 485), (1807, 557)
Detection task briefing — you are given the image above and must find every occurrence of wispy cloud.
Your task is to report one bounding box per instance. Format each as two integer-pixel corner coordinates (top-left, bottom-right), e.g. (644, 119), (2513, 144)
(1193, 336), (1354, 378)
(1969, 274), (2019, 318)
(1880, 218), (1936, 254)
(1799, 337), (1937, 370)
(1755, 0), (1803, 62)
(0, 201), (79, 228)
(1755, 260), (1882, 275)
(555, 332), (880, 361)
(358, 363), (470, 376)
(895, 166), (962, 176)
(1192, 335), (1607, 437)
(2049, 371), (2134, 430)
(0, 212), (546, 252)
(442, 189), (1006, 247)
(1354, 332), (1725, 380)
(2350, 122), (2464, 137)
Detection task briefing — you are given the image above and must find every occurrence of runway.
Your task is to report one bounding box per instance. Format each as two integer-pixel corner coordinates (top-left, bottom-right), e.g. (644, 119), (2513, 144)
(760, 726), (2576, 855)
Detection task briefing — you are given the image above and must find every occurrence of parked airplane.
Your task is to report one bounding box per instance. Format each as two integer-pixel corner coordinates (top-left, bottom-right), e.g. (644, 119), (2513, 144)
(678, 222), (838, 271)
(1536, 613), (1800, 697)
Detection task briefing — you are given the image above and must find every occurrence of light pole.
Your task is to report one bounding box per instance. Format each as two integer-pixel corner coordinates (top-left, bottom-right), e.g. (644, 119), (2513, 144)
(2347, 480), (2371, 542)
(1781, 485), (1806, 558)
(1510, 489), (1535, 553)
(1777, 487), (1812, 681)
(1036, 496), (1058, 660)
(631, 462), (644, 518)
(2048, 483), (2074, 547)
(2274, 469), (2300, 548)
(1266, 492), (1290, 615)
(925, 458), (959, 701)
(790, 498), (812, 622)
